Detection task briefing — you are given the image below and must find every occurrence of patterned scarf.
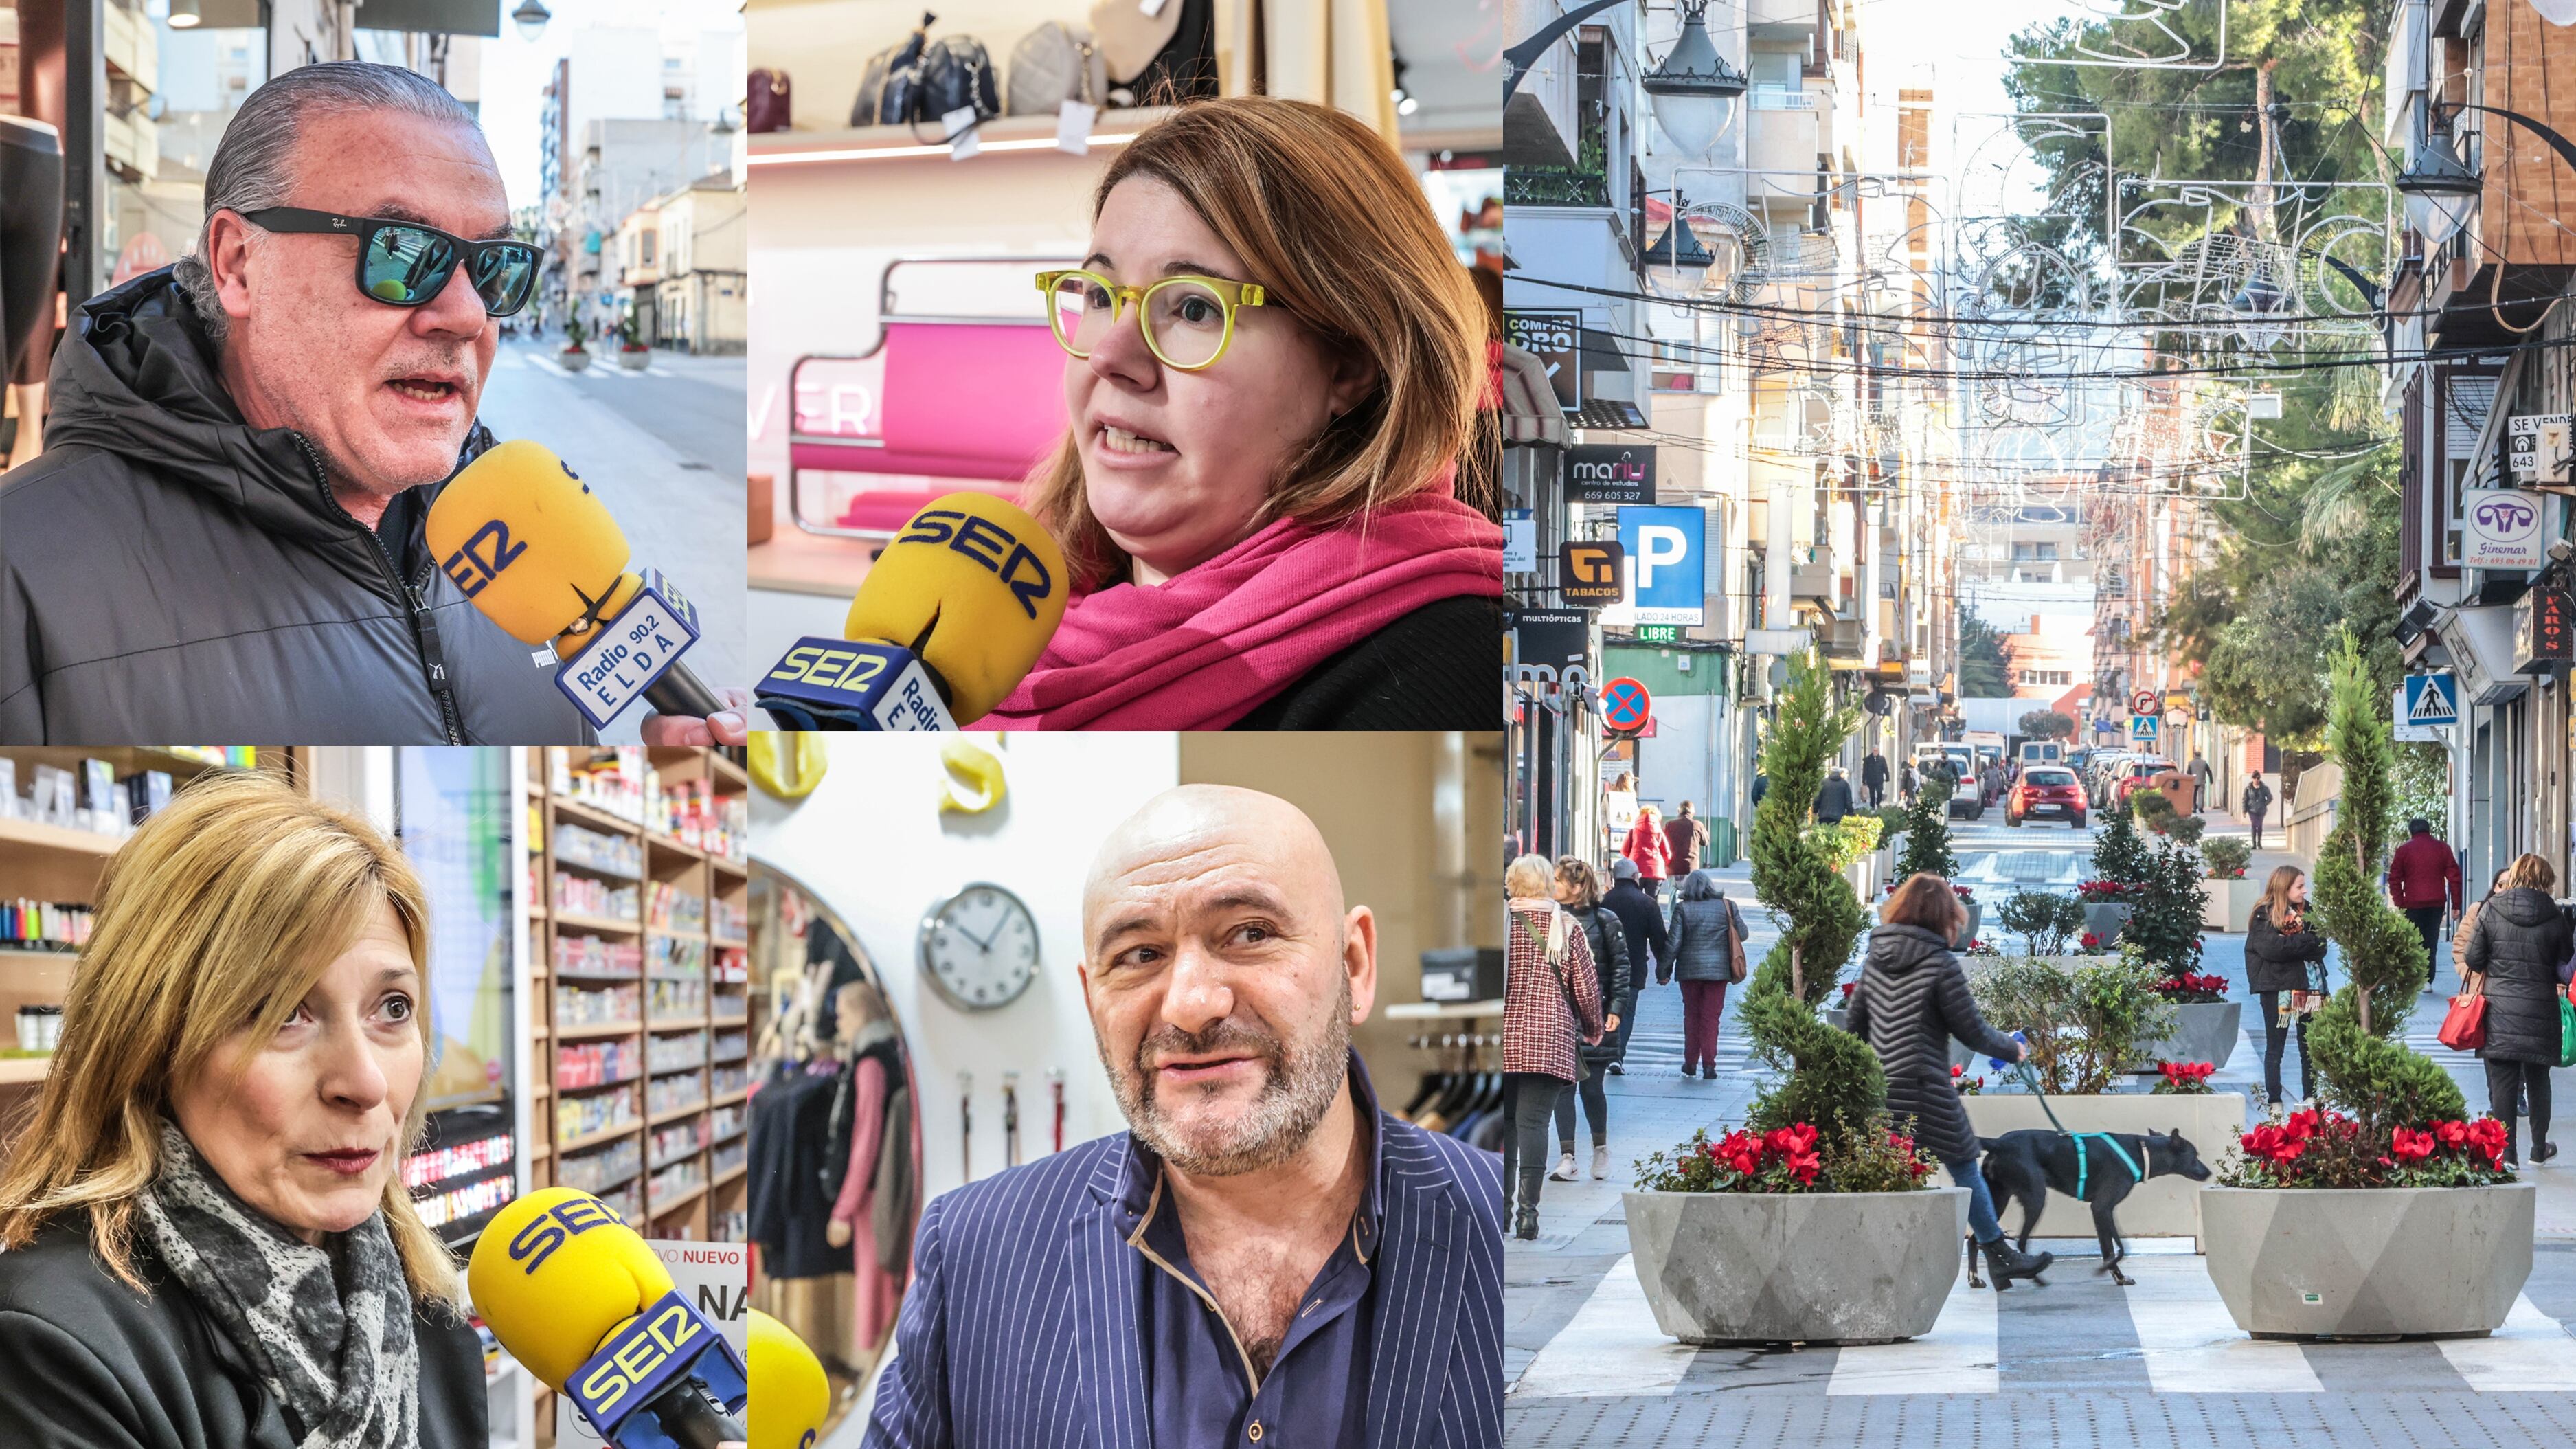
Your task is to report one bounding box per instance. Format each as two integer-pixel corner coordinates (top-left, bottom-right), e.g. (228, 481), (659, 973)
(135, 1120), (421, 1449)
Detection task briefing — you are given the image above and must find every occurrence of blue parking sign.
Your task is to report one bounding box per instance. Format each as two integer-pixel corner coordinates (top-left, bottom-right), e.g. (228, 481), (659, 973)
(1616, 505), (1705, 627)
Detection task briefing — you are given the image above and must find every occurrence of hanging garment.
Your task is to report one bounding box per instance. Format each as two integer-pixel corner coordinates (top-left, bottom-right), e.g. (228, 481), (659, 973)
(749, 1064), (854, 1278)
(873, 1078), (918, 1278)
(828, 1053), (905, 1351)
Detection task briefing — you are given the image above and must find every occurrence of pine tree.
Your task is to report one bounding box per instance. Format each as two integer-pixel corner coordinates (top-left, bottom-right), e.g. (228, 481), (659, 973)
(1741, 653), (1886, 1141)
(1894, 776), (1958, 881)
(2090, 791), (2151, 886)
(2309, 629), (2465, 1132)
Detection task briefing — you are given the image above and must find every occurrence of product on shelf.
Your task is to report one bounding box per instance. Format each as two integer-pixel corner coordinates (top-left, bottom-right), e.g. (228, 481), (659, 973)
(648, 934), (707, 978)
(711, 1064), (752, 1101)
(708, 1103), (747, 1145)
(711, 1029), (748, 1065)
(711, 1209), (747, 1243)
(555, 1037), (644, 1090)
(646, 880), (707, 935)
(712, 945), (749, 985)
(648, 1161), (703, 1206)
(710, 988), (748, 1024)
(649, 1119), (705, 1169)
(648, 978), (707, 1019)
(647, 1029), (708, 1075)
(550, 746), (651, 824)
(711, 1139), (749, 1180)
(403, 1134), (515, 1191)
(552, 822), (643, 878)
(648, 1068), (707, 1118)
(596, 1181), (644, 1224)
(556, 1085), (641, 1142)
(651, 780), (751, 862)
(555, 982), (641, 1029)
(554, 934), (644, 978)
(553, 873), (640, 922)
(557, 1136), (644, 1195)
(710, 899), (748, 943)
(2, 900), (93, 951)
(413, 1175), (516, 1230)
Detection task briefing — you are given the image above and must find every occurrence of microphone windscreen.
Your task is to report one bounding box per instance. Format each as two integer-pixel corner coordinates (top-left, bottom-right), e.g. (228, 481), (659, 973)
(747, 1310), (829, 1449)
(844, 493), (1070, 723)
(466, 1188), (677, 1393)
(427, 440), (633, 644)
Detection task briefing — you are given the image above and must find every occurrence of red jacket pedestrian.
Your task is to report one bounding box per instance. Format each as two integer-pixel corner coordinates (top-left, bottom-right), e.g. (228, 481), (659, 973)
(2386, 827), (2464, 912)
(1621, 811), (1673, 884)
(1663, 806), (1710, 876)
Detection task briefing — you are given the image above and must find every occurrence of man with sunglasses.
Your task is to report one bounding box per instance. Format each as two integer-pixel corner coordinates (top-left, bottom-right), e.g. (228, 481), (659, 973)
(0, 61), (745, 743)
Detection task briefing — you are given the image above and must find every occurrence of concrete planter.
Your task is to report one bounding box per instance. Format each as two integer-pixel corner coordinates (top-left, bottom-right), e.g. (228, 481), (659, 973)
(2200, 1184), (2534, 1338)
(616, 348), (652, 371)
(1963, 1092), (2245, 1240)
(558, 348), (591, 372)
(2083, 901), (2134, 947)
(2031, 952), (2120, 971)
(2199, 879), (2263, 932)
(2136, 1000), (2244, 1073)
(1825, 1007), (1974, 1072)
(1623, 1187), (1970, 1345)
(1957, 900), (1985, 952)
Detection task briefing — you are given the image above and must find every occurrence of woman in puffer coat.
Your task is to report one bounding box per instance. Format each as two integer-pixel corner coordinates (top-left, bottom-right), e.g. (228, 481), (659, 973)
(2244, 865), (2331, 1109)
(2461, 852), (2575, 1165)
(1846, 873), (2050, 1287)
(1549, 857), (1630, 1182)
(1663, 870), (1744, 1078)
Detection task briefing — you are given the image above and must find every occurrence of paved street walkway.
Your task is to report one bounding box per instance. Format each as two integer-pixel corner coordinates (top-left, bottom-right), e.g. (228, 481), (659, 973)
(1509, 816), (2576, 1447)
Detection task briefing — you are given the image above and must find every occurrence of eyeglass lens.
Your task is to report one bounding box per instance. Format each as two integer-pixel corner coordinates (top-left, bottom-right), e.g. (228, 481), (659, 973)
(362, 224), (538, 315)
(1046, 273), (1231, 368)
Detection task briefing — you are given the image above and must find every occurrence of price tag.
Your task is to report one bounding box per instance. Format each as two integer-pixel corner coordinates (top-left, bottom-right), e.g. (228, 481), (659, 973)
(1142, 0), (1171, 15)
(943, 105), (980, 160)
(531, 647), (558, 669)
(1057, 98), (1098, 155)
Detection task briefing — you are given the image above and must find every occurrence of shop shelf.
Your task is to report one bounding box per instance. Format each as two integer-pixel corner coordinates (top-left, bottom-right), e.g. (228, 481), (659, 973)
(650, 1182), (708, 1215)
(554, 912), (642, 934)
(554, 1020), (642, 1042)
(557, 1121), (642, 1154)
(550, 798), (643, 837)
(710, 1162), (748, 1191)
(648, 1101), (708, 1128)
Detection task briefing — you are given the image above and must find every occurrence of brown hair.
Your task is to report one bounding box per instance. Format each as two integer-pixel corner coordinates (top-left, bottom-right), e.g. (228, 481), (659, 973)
(1553, 855), (1601, 909)
(2255, 864), (2306, 928)
(1024, 97), (1487, 588)
(2502, 853), (2557, 893)
(1881, 872), (1967, 939)
(0, 772), (459, 1306)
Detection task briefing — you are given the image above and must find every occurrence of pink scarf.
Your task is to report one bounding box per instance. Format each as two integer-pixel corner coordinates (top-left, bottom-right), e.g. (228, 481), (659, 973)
(980, 469), (1502, 730)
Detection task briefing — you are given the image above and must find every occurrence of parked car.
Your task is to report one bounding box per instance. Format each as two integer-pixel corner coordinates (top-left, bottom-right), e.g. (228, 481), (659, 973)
(1909, 743), (1983, 819)
(2085, 750), (2135, 808)
(2111, 756), (2177, 806)
(2007, 765), (2089, 829)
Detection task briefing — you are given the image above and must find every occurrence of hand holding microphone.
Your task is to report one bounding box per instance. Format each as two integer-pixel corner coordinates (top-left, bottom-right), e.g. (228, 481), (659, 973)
(468, 1188), (747, 1449)
(428, 440), (734, 733)
(755, 493), (1070, 730)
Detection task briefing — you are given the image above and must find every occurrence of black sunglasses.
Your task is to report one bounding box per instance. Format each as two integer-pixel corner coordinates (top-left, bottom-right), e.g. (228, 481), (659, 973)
(238, 207), (543, 317)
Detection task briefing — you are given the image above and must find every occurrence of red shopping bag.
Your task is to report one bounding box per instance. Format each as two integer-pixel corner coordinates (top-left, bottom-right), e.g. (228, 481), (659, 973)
(2438, 982), (2488, 1052)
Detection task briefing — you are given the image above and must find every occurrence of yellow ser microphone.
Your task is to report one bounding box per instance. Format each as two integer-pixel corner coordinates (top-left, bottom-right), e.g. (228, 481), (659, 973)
(754, 492), (1070, 730)
(747, 1310), (829, 1449)
(468, 1189), (747, 1449)
(427, 440), (725, 728)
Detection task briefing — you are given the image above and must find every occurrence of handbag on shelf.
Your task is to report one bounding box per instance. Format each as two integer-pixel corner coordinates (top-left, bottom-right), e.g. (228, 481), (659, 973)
(747, 69), (791, 133)
(2438, 976), (2489, 1052)
(1006, 21), (1108, 115)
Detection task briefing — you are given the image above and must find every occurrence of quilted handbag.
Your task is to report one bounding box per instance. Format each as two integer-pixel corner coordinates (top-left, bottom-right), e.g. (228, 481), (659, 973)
(2437, 978), (2488, 1053)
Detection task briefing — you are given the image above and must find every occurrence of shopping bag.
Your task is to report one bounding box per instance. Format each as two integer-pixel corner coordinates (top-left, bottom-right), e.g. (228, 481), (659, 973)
(2438, 985), (2488, 1052)
(2557, 994), (2576, 1070)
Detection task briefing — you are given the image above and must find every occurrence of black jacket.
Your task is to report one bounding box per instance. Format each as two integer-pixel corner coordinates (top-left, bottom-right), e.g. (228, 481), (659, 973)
(1845, 923), (2021, 1162)
(0, 1216), (486, 1449)
(1566, 901), (1632, 1023)
(1862, 754), (1888, 789)
(1814, 776), (1855, 822)
(2462, 887), (2574, 1065)
(0, 269), (596, 743)
(1231, 595), (1499, 729)
(1601, 879), (1671, 985)
(2244, 903), (2331, 996)
(1664, 894), (1743, 985)
(2243, 780), (2274, 814)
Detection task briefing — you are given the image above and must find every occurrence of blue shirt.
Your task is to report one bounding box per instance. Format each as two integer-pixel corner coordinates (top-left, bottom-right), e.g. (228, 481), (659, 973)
(1114, 1049), (1386, 1449)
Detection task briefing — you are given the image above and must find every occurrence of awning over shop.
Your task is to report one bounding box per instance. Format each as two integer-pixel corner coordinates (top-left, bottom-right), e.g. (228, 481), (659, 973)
(2441, 603), (2529, 706)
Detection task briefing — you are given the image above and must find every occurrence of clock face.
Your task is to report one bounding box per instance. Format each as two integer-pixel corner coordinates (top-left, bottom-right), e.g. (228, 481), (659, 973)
(919, 883), (1040, 1012)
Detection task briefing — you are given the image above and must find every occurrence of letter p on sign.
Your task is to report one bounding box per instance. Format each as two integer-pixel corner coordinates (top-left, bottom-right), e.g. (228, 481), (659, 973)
(1635, 526), (1688, 587)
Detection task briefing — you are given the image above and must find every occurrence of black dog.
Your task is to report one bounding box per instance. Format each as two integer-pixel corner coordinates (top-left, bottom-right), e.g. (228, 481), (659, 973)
(1969, 1129), (2213, 1287)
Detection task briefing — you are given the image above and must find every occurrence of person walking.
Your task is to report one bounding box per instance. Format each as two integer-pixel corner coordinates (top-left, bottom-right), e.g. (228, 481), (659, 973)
(1662, 870), (1747, 1078)
(1504, 855), (1603, 1239)
(1814, 767), (1855, 824)
(2243, 773), (2274, 849)
(2459, 853), (2573, 1165)
(2245, 865), (2331, 1109)
(2386, 818), (2464, 991)
(1548, 858), (1629, 1182)
(1900, 759), (1918, 805)
(1664, 802), (1710, 881)
(1845, 873), (2053, 1288)
(1750, 772), (1770, 809)
(1601, 859), (1671, 1075)
(2185, 752), (2214, 813)
(1620, 805), (1674, 903)
(1862, 751), (1890, 809)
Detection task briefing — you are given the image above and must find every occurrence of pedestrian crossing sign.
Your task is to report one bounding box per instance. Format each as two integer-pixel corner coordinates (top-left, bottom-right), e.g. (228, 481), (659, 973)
(2402, 673), (2460, 728)
(2129, 715), (2158, 742)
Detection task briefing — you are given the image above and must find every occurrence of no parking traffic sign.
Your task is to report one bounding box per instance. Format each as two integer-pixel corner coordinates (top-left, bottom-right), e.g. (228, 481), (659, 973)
(1601, 677), (1652, 734)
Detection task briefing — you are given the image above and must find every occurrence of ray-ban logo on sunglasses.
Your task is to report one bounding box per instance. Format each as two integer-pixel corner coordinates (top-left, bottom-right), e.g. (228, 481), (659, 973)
(331, 216), (348, 228)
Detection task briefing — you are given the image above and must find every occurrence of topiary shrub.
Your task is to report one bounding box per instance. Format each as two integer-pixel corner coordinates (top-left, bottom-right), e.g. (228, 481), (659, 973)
(1741, 652), (1884, 1145)
(1967, 950), (2176, 1095)
(1820, 814), (1884, 873)
(1999, 890), (2082, 956)
(2202, 836), (2252, 879)
(2090, 787), (2152, 886)
(2123, 839), (2208, 977)
(2308, 630), (2466, 1134)
(1893, 774), (1957, 881)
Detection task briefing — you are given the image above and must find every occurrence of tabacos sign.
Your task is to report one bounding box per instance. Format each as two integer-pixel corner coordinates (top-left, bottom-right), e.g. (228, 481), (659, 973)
(2462, 488), (2546, 570)
(1566, 445), (1657, 505)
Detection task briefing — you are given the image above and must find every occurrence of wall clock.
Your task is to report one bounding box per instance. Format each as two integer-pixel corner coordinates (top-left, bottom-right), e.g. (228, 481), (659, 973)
(918, 881), (1040, 1011)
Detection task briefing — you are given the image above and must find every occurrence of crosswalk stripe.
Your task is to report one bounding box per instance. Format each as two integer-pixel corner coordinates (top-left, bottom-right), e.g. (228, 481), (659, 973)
(2437, 1294), (2576, 1390)
(2119, 1255), (2323, 1393)
(1512, 1254), (1699, 1400)
(1825, 1261), (1998, 1394)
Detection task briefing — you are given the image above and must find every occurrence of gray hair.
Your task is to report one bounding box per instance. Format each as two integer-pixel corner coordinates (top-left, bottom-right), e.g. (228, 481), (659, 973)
(172, 61), (480, 342)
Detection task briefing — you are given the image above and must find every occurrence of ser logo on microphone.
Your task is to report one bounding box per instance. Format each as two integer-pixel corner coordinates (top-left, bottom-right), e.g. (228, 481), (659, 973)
(441, 518), (526, 599)
(504, 1193), (626, 1274)
(895, 509), (1056, 620)
(576, 1294), (705, 1420)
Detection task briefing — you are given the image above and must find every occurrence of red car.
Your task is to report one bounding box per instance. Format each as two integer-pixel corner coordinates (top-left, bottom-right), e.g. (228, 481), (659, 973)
(2111, 757), (2176, 807)
(2007, 766), (2089, 829)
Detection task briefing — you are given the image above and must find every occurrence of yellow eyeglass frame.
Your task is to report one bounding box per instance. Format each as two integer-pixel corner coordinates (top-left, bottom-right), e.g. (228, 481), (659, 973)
(1035, 268), (1269, 372)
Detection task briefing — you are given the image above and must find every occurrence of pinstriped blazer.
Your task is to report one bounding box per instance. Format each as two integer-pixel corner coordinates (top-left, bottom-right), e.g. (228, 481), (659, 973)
(861, 1108), (1503, 1448)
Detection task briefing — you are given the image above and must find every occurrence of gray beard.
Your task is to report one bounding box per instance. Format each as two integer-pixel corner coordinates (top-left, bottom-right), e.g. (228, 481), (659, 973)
(1104, 980), (1352, 1177)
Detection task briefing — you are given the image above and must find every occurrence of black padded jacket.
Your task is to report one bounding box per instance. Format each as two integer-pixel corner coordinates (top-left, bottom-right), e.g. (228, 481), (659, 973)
(2244, 903), (2332, 996)
(1846, 923), (2022, 1162)
(2461, 887), (2574, 1066)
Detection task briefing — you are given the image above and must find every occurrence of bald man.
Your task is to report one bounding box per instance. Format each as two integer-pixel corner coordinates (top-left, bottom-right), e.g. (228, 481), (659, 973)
(864, 786), (1502, 1449)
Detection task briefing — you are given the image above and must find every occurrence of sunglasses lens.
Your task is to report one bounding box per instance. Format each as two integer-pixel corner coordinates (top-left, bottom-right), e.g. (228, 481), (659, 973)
(1145, 280), (1230, 368)
(1048, 273), (1118, 357)
(471, 244), (541, 316)
(361, 225), (458, 305)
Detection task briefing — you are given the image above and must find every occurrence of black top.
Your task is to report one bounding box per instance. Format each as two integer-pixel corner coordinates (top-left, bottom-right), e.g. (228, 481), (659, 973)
(1566, 901), (1631, 1022)
(2462, 888), (2575, 1065)
(1601, 879), (1672, 984)
(2243, 903), (2331, 995)
(0, 1215), (486, 1449)
(1845, 923), (2021, 1162)
(1230, 595), (1500, 730)
(749, 1064), (855, 1278)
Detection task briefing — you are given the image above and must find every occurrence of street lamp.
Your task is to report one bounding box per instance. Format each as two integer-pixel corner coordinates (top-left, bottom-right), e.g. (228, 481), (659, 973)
(1640, 0), (1746, 160)
(2226, 263), (2292, 351)
(1643, 204), (1717, 293)
(2393, 104), (2483, 243)
(512, 0), (554, 43)
(168, 0), (201, 27)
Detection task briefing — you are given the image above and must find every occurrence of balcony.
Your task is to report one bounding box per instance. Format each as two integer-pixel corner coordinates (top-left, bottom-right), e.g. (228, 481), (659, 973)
(1792, 563), (1840, 608)
(1743, 95), (1820, 214)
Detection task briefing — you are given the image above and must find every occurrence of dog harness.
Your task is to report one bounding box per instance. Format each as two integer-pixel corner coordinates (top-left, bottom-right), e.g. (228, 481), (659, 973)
(2072, 1132), (2145, 1200)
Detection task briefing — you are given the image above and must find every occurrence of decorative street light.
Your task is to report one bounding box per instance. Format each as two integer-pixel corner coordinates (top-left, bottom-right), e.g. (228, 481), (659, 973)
(2393, 104), (2483, 243)
(168, 0), (202, 27)
(512, 0), (554, 43)
(1643, 202), (1717, 294)
(2226, 263), (2293, 351)
(1640, 0), (1746, 159)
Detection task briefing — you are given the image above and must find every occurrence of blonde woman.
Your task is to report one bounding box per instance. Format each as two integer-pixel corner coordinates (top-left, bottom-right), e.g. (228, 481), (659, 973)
(1503, 854), (1601, 1239)
(0, 772), (485, 1448)
(2460, 853), (2575, 1165)
(2244, 865), (2331, 1108)
(986, 98), (1503, 730)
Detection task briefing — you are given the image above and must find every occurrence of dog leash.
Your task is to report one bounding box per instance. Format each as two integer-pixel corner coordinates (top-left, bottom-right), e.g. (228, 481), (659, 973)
(2009, 1060), (2144, 1198)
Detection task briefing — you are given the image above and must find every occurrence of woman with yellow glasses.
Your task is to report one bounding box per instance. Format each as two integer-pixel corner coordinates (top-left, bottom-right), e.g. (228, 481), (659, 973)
(982, 96), (1502, 730)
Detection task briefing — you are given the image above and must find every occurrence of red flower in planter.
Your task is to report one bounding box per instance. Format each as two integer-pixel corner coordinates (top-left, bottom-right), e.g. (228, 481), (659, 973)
(2467, 1117), (2509, 1165)
(1784, 1147), (1822, 1184)
(1765, 1122), (1820, 1159)
(2389, 1127), (2437, 1165)
(1950, 1063), (1965, 1079)
(2079, 932), (2101, 949)
(1712, 1128), (1763, 1178)
(2283, 1108), (2322, 1143)
(2241, 1123), (2308, 1167)
(2434, 1119), (2470, 1151)
(1840, 981), (1859, 1000)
